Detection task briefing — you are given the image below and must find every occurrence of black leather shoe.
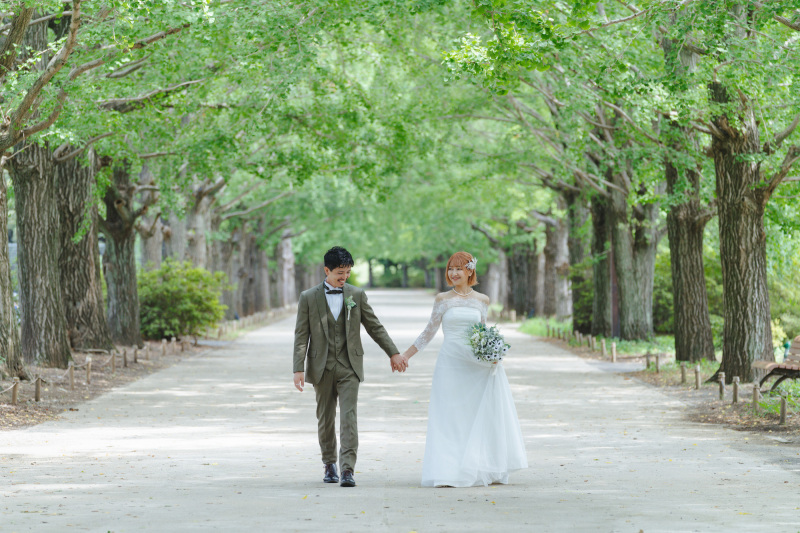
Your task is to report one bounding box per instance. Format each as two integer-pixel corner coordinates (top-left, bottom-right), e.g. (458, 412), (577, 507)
(323, 463), (339, 483)
(340, 469), (355, 487)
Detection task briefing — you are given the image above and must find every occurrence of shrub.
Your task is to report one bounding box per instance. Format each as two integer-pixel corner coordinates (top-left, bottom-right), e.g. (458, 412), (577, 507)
(139, 260), (228, 341)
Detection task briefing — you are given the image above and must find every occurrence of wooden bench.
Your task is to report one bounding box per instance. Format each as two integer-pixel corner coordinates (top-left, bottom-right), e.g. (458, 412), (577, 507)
(753, 335), (800, 391)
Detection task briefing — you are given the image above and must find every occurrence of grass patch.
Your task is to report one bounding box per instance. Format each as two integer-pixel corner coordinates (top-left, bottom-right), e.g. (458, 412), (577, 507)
(758, 380), (800, 417)
(518, 317), (566, 337)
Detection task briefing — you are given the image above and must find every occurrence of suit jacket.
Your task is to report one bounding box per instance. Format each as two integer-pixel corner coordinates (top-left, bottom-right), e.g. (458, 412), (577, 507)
(293, 282), (398, 384)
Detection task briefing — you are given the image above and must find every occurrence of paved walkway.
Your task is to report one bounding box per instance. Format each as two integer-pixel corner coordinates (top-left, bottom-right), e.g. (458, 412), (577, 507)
(2, 290), (799, 532)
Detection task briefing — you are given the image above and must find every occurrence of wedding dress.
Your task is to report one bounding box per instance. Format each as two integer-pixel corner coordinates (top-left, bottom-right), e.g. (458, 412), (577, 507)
(413, 293), (528, 488)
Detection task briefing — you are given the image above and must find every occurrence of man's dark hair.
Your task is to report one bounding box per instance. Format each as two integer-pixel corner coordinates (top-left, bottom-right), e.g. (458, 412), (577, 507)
(324, 246), (354, 270)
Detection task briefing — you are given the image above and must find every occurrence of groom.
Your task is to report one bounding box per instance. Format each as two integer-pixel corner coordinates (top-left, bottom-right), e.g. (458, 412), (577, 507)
(293, 246), (406, 487)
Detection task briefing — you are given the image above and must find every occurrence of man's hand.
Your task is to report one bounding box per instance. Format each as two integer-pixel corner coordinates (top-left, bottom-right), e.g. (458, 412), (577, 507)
(293, 371), (305, 392)
(390, 353), (408, 373)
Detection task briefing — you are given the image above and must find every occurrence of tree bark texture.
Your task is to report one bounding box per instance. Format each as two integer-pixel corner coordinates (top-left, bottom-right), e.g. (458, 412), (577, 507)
(8, 142), (72, 367)
(100, 163), (143, 346)
(544, 216), (571, 320)
(276, 231), (297, 307)
(507, 241), (537, 317)
(609, 189), (659, 340)
(163, 213), (187, 261)
(665, 142), (715, 362)
(710, 81), (773, 382)
(0, 172), (24, 376)
(56, 150), (113, 350)
(590, 195), (613, 337)
(566, 192), (592, 332)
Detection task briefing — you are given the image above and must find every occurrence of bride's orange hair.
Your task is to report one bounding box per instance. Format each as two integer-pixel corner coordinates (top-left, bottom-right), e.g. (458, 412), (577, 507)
(446, 251), (478, 287)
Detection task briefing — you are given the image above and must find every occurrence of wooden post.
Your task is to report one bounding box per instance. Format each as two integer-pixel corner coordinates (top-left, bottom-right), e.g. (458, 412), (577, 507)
(645, 352), (651, 369)
(780, 393), (787, 425)
(146, 344), (150, 360)
(680, 362), (687, 384)
(695, 365), (701, 390)
(718, 372), (726, 400)
(112, 350), (117, 373)
(123, 348), (128, 368)
(753, 384), (760, 414)
(86, 357), (92, 385)
(510, 310), (516, 322)
(218, 326), (223, 339)
(590, 337), (596, 350)
(161, 339), (166, 356)
(69, 363), (75, 391)
(11, 378), (19, 406)
(732, 376), (740, 404)
(181, 340), (186, 352)
(34, 376), (41, 402)
(601, 339), (607, 357)
(134, 348), (138, 364)
(611, 342), (617, 363)
(655, 354), (661, 373)
(171, 337), (176, 354)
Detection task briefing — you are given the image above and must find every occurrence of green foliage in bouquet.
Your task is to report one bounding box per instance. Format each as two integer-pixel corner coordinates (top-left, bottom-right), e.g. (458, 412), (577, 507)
(139, 260), (228, 341)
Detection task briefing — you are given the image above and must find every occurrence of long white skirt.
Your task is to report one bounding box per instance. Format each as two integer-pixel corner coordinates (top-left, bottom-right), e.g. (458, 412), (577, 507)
(421, 333), (528, 487)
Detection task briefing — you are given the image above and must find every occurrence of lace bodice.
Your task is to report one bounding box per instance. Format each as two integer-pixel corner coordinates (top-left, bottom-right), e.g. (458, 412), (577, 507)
(413, 294), (488, 352)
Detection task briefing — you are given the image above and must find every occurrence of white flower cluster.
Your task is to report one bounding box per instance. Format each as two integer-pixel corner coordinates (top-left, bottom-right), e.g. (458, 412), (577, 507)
(465, 257), (477, 271)
(468, 323), (509, 363)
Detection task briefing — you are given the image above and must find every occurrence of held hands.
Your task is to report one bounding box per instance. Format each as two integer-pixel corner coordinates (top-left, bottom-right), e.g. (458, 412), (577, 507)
(390, 353), (408, 373)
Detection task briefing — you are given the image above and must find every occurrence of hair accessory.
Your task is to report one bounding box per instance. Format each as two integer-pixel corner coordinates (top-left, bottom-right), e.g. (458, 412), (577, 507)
(465, 257), (477, 271)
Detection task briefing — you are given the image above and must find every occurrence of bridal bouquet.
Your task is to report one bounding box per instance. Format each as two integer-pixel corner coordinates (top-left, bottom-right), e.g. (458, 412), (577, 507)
(468, 323), (510, 363)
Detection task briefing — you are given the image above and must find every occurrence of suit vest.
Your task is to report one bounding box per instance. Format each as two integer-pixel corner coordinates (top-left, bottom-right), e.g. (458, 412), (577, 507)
(324, 301), (352, 371)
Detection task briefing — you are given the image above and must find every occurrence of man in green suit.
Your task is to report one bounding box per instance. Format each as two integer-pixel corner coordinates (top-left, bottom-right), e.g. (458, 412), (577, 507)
(293, 246), (406, 487)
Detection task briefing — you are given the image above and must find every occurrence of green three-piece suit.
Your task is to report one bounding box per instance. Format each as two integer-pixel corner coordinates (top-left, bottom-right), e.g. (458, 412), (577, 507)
(293, 283), (398, 472)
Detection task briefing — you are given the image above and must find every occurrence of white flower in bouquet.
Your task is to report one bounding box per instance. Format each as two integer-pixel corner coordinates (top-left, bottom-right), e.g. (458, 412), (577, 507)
(467, 323), (510, 363)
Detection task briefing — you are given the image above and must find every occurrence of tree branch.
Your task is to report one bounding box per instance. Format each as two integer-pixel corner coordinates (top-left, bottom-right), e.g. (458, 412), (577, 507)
(98, 79), (204, 113)
(764, 145), (800, 199)
(221, 191), (294, 221)
(774, 113), (800, 148)
(53, 132), (115, 163)
(215, 182), (267, 213)
(0, 7), (34, 75)
(470, 223), (501, 246)
(8, 1), (81, 132)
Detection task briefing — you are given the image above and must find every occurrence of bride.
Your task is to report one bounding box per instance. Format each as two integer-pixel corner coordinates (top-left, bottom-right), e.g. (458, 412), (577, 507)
(401, 252), (528, 488)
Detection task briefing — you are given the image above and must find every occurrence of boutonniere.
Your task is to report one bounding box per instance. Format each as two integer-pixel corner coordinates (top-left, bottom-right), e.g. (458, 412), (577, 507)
(345, 296), (357, 320)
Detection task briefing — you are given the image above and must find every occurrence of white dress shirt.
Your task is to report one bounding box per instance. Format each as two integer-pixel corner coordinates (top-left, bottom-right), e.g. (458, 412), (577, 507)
(324, 281), (344, 321)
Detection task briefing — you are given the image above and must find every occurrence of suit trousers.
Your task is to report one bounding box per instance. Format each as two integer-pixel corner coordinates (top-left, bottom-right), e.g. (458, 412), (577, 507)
(313, 361), (359, 472)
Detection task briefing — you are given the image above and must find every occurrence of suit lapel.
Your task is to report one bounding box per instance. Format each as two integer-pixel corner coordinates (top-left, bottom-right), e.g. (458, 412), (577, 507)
(343, 284), (352, 337)
(315, 283), (331, 344)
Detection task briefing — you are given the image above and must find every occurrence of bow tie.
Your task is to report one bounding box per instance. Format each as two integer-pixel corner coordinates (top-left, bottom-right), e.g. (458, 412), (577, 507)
(326, 289), (343, 294)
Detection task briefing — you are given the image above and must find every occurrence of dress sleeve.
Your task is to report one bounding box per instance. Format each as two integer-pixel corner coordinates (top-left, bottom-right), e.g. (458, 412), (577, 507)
(481, 302), (488, 324)
(412, 299), (446, 352)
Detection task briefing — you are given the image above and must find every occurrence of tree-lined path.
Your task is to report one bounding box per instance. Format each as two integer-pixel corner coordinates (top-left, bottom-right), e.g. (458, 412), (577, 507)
(2, 290), (798, 532)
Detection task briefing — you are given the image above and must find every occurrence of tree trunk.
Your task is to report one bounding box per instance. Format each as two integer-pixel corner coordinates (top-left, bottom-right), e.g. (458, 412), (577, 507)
(665, 148), (715, 362)
(608, 188), (659, 340)
(8, 142), (72, 367)
(56, 150), (113, 351)
(554, 207), (571, 321)
(219, 234), (238, 320)
(507, 241), (536, 317)
(186, 195), (213, 269)
(710, 80), (773, 382)
(543, 225), (557, 316)
(368, 259), (375, 287)
(140, 217), (164, 271)
(239, 231), (256, 317)
(163, 213), (187, 261)
(566, 192), (592, 333)
(590, 195), (613, 337)
(534, 252), (545, 318)
(0, 172), (24, 377)
(276, 231), (296, 307)
(100, 163), (142, 346)
(485, 249), (508, 307)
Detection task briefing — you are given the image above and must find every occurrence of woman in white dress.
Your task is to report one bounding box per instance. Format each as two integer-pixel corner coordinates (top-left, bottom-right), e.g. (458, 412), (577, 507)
(401, 252), (528, 488)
